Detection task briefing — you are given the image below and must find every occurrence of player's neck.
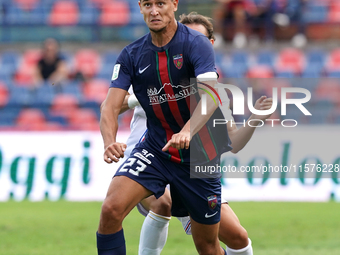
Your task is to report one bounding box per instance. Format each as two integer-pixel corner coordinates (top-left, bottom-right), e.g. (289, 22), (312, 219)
(150, 19), (178, 48)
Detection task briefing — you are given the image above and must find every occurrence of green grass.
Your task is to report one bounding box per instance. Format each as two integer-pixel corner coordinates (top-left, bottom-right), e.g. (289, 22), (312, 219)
(0, 201), (340, 254)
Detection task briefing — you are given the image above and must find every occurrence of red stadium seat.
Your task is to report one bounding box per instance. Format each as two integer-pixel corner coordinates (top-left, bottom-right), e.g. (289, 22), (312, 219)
(99, 1), (130, 26)
(73, 49), (101, 79)
(69, 108), (99, 130)
(89, 0), (112, 7)
(328, 1), (340, 22)
(50, 94), (79, 119)
(14, 0), (39, 10)
(0, 82), (9, 107)
(14, 49), (41, 86)
(325, 49), (340, 71)
(83, 79), (108, 103)
(275, 48), (305, 74)
(44, 122), (64, 131)
(247, 65), (274, 78)
(49, 1), (79, 26)
(22, 49), (42, 66)
(16, 108), (47, 130)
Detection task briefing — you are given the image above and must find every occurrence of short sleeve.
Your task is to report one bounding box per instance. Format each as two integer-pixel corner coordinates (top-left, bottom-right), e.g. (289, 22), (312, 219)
(110, 48), (133, 91)
(189, 35), (216, 77)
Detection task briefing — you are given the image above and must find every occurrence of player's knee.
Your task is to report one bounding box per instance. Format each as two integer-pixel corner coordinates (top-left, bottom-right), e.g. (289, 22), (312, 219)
(225, 227), (249, 249)
(149, 196), (172, 217)
(101, 199), (125, 223)
(195, 242), (219, 255)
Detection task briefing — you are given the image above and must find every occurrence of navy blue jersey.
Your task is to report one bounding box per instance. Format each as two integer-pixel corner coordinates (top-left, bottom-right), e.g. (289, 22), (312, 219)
(111, 22), (231, 164)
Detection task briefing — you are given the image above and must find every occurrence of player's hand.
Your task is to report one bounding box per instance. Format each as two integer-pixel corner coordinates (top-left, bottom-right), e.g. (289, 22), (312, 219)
(253, 96), (274, 120)
(103, 142), (127, 163)
(162, 131), (190, 151)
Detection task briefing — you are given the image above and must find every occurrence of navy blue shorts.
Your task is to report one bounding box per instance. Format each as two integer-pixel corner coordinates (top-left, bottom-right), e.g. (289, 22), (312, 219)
(114, 145), (221, 224)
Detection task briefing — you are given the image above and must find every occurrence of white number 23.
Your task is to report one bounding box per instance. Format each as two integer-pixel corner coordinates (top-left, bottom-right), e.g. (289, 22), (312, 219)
(119, 158), (147, 176)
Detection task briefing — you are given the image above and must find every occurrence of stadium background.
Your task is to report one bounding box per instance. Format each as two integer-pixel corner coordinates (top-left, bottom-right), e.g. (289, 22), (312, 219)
(0, 0), (340, 254)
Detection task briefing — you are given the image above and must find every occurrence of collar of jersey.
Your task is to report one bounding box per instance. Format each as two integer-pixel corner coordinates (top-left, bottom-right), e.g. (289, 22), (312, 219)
(147, 21), (181, 52)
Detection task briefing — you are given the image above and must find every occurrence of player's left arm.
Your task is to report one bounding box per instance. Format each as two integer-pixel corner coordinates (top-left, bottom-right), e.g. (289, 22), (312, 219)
(228, 96), (273, 153)
(163, 74), (219, 151)
(163, 36), (218, 151)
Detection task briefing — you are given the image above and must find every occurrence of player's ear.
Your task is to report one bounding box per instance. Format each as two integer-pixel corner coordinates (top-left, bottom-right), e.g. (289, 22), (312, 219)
(138, 1), (142, 13)
(210, 39), (215, 46)
(172, 0), (179, 12)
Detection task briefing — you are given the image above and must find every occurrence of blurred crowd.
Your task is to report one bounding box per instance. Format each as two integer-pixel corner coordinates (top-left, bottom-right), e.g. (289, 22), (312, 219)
(213, 0), (339, 48)
(0, 0), (340, 131)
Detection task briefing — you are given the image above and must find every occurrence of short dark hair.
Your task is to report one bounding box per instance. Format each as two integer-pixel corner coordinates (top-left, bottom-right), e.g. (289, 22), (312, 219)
(179, 12), (215, 41)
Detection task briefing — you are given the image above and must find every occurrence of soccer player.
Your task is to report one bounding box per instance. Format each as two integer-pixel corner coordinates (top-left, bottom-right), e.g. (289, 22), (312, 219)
(98, 1), (231, 254)
(118, 13), (272, 255)
(107, 11), (273, 255)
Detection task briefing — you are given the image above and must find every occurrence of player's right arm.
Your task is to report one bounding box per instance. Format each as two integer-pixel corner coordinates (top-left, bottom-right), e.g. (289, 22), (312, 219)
(101, 48), (133, 163)
(100, 92), (131, 115)
(100, 87), (127, 163)
(100, 87), (128, 163)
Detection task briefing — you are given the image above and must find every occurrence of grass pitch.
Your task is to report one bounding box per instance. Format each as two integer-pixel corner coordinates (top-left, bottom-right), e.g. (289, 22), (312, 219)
(0, 201), (339, 255)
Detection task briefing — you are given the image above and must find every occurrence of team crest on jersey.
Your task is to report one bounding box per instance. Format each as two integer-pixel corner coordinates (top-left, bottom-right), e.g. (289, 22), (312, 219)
(173, 54), (183, 70)
(207, 195), (217, 210)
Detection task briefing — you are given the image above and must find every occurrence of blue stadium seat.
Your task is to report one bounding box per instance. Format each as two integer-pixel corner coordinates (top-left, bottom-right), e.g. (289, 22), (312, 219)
(301, 64), (323, 78)
(45, 114), (68, 126)
(214, 50), (224, 67)
(275, 71), (296, 78)
(5, 2), (47, 25)
(220, 51), (249, 78)
(303, 2), (328, 23)
(1, 51), (20, 76)
(0, 73), (12, 86)
(81, 100), (101, 120)
(231, 51), (249, 67)
(0, 106), (21, 126)
(78, 2), (99, 25)
(8, 85), (34, 107)
(99, 51), (117, 80)
(129, 4), (145, 25)
(0, 2), (4, 25)
(257, 51), (275, 67)
(60, 81), (83, 100)
(221, 64), (248, 78)
(306, 49), (326, 66)
(102, 50), (119, 66)
(32, 83), (56, 107)
(96, 65), (112, 81)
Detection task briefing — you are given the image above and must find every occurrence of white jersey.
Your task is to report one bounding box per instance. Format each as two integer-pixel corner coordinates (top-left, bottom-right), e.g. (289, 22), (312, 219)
(123, 87), (147, 159)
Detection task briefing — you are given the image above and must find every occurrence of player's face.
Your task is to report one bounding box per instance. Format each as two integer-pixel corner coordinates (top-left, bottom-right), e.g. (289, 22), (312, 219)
(185, 23), (214, 46)
(139, 0), (178, 33)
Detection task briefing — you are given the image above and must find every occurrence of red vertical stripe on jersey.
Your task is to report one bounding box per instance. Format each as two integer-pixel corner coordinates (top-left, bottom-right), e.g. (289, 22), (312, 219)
(190, 96), (217, 160)
(151, 103), (181, 163)
(151, 52), (181, 163)
(157, 52), (185, 127)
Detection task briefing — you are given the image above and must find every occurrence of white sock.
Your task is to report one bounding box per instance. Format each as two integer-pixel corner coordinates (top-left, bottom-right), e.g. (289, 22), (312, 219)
(138, 211), (171, 255)
(226, 238), (253, 255)
(176, 216), (192, 235)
